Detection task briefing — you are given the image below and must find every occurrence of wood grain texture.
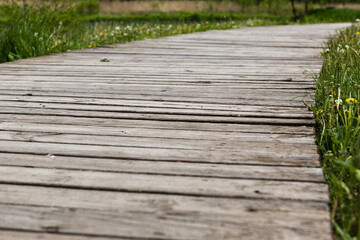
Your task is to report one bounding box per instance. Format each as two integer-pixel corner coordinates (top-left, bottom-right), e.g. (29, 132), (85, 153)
(0, 23), (350, 239)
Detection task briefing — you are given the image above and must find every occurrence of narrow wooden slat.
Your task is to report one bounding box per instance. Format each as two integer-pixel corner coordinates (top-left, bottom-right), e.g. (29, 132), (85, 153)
(0, 107), (314, 125)
(0, 231), (124, 240)
(0, 153), (324, 182)
(0, 166), (329, 201)
(0, 122), (316, 144)
(0, 115), (315, 135)
(0, 204), (331, 240)
(0, 184), (331, 240)
(0, 140), (319, 166)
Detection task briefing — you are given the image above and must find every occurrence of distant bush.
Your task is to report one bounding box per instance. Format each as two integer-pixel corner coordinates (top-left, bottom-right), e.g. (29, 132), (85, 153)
(76, 0), (100, 14)
(302, 7), (360, 23)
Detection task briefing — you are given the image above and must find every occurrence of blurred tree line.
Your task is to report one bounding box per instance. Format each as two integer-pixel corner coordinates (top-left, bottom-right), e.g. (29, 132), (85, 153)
(78, 0), (360, 20)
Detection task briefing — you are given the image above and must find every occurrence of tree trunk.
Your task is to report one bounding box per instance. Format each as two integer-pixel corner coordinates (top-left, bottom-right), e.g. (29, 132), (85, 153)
(290, 0), (297, 20)
(304, 0), (309, 15)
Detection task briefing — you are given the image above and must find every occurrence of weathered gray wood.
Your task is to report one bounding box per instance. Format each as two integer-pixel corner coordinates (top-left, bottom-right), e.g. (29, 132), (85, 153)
(0, 107), (314, 125)
(0, 23), (350, 239)
(0, 115), (315, 134)
(0, 166), (329, 201)
(0, 122), (316, 144)
(0, 231), (126, 240)
(0, 100), (314, 117)
(0, 153), (324, 181)
(0, 204), (331, 240)
(0, 184), (331, 240)
(0, 130), (317, 150)
(0, 96), (312, 113)
(0, 140), (319, 166)
(0, 90), (313, 107)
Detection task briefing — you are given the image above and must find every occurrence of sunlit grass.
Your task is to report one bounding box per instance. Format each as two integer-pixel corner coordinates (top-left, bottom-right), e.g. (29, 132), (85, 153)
(313, 23), (360, 240)
(78, 18), (281, 49)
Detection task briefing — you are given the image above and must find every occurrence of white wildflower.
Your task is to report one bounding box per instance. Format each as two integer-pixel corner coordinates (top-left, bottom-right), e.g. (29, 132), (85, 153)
(335, 99), (343, 105)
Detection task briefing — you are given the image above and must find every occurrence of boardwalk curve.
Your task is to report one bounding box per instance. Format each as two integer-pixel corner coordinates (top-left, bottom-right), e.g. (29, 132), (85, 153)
(0, 23), (350, 239)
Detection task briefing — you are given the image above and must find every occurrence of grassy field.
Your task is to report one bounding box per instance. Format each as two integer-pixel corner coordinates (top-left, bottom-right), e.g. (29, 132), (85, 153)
(313, 24), (360, 240)
(0, 1), (359, 239)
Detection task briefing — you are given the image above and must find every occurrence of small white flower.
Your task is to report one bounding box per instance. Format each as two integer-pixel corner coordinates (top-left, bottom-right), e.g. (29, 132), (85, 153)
(345, 45), (349, 49)
(356, 19), (360, 22)
(115, 26), (120, 31)
(335, 99), (343, 105)
(340, 49), (345, 54)
(326, 48), (330, 53)
(34, 32), (38, 37)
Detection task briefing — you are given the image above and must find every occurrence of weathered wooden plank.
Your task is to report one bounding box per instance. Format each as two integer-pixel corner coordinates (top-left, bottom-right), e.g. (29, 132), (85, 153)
(0, 122), (316, 144)
(0, 231), (125, 240)
(0, 203), (330, 240)
(0, 115), (314, 135)
(0, 184), (331, 240)
(0, 90), (313, 107)
(0, 79), (316, 89)
(0, 96), (313, 113)
(0, 107), (314, 125)
(0, 140), (319, 166)
(0, 153), (324, 181)
(0, 101), (313, 119)
(0, 166), (329, 201)
(0, 130), (317, 151)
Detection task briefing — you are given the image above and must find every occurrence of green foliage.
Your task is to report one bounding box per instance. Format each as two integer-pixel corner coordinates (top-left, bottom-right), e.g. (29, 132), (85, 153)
(301, 7), (360, 23)
(79, 11), (290, 23)
(0, 0), (78, 62)
(76, 0), (100, 14)
(314, 24), (360, 239)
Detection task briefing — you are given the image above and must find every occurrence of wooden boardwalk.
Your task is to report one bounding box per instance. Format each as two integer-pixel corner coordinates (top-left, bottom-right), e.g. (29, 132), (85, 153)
(0, 23), (350, 239)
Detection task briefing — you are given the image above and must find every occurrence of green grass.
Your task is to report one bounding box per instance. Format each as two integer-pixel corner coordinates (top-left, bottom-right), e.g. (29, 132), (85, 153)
(73, 7), (360, 24)
(78, 11), (290, 23)
(301, 7), (360, 23)
(75, 7), (360, 24)
(313, 24), (360, 240)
